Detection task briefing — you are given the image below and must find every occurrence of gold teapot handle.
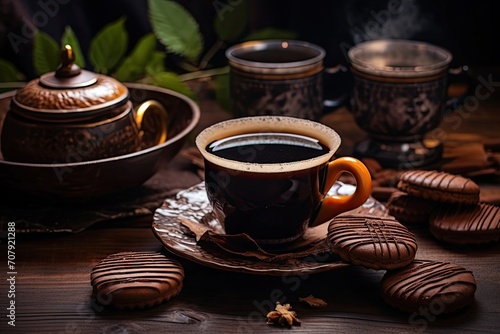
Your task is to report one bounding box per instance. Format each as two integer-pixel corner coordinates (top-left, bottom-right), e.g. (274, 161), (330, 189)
(135, 100), (168, 148)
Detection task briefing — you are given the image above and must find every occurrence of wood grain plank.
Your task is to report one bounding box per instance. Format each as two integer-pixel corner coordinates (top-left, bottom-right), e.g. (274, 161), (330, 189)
(2, 225), (499, 333)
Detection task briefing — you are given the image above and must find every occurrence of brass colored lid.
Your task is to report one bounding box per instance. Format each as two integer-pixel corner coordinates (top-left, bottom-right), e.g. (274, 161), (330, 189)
(13, 45), (128, 116)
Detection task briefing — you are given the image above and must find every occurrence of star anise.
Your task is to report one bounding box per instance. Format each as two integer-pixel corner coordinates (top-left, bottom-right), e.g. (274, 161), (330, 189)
(266, 302), (301, 327)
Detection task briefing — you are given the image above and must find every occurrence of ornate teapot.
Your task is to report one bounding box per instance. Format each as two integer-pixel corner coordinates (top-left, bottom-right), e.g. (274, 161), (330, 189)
(1, 45), (168, 164)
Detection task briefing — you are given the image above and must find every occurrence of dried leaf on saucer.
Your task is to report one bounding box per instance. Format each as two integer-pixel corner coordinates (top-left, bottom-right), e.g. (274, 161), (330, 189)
(201, 230), (278, 262)
(178, 217), (212, 241)
(179, 216), (275, 261)
(178, 217), (331, 262)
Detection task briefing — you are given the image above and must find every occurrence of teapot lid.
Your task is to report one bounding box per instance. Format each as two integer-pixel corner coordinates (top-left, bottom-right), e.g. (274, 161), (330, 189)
(13, 45), (128, 117)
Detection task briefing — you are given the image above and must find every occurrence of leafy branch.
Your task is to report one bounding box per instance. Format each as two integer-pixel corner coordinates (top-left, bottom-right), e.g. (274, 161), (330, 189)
(0, 0), (297, 107)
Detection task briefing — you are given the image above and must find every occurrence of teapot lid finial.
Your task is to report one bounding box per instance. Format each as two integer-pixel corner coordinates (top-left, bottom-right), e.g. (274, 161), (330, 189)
(62, 44), (74, 63)
(40, 44), (97, 88)
(55, 45), (81, 78)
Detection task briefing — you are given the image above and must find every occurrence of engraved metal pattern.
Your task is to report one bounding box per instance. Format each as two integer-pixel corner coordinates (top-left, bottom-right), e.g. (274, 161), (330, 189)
(1, 107), (141, 163)
(351, 75), (447, 139)
(14, 76), (127, 112)
(230, 72), (323, 120)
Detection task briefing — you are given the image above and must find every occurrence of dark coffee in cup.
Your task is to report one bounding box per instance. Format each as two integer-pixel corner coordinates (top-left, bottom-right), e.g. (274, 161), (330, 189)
(196, 116), (372, 246)
(205, 132), (330, 243)
(207, 133), (330, 163)
(204, 158), (324, 243)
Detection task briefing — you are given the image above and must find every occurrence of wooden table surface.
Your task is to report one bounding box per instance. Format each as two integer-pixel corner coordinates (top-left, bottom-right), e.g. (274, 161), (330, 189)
(2, 70), (500, 334)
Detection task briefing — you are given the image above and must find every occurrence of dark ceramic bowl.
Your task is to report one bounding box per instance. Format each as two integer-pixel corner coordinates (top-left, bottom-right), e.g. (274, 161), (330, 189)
(0, 83), (200, 201)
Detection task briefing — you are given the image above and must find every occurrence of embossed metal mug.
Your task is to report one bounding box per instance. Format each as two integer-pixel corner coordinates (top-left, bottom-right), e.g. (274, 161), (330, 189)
(226, 40), (325, 120)
(347, 39), (453, 167)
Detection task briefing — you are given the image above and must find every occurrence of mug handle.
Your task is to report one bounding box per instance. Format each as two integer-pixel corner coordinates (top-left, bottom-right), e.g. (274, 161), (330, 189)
(310, 157), (372, 227)
(134, 100), (169, 148)
(323, 64), (351, 112)
(444, 65), (476, 112)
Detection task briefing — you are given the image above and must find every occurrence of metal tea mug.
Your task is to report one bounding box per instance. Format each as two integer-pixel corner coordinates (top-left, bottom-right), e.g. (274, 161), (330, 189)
(226, 40), (325, 120)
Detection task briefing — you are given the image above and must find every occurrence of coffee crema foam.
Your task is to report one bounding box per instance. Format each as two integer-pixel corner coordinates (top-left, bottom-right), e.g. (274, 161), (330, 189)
(196, 116), (341, 173)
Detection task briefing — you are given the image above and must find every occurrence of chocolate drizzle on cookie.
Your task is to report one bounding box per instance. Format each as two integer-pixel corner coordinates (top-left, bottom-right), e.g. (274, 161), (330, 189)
(327, 215), (417, 270)
(397, 170), (480, 204)
(381, 260), (476, 314)
(91, 251), (184, 309)
(430, 203), (500, 244)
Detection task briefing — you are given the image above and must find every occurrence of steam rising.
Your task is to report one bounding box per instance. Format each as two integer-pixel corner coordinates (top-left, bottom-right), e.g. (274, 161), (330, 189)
(346, 0), (432, 44)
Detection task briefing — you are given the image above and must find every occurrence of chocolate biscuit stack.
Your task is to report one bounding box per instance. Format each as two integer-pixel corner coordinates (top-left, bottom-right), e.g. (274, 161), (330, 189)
(328, 168), (500, 315)
(387, 170), (500, 245)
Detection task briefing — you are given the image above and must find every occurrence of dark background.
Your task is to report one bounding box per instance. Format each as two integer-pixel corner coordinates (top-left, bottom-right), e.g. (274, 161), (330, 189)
(1, 0), (500, 79)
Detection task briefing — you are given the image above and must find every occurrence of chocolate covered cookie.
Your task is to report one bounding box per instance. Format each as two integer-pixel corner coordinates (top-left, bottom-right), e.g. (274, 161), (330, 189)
(91, 251), (184, 309)
(327, 214), (417, 270)
(430, 202), (500, 244)
(397, 170), (480, 205)
(386, 191), (434, 224)
(381, 260), (476, 314)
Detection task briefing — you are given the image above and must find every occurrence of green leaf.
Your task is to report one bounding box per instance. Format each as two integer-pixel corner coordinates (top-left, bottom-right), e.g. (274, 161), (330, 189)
(145, 51), (166, 76)
(125, 33), (157, 67)
(148, 0), (203, 60)
(213, 70), (230, 111)
(114, 61), (143, 83)
(89, 17), (128, 74)
(214, 0), (248, 42)
(33, 31), (60, 75)
(0, 59), (23, 82)
(242, 28), (298, 42)
(115, 33), (157, 82)
(150, 71), (195, 100)
(61, 26), (85, 68)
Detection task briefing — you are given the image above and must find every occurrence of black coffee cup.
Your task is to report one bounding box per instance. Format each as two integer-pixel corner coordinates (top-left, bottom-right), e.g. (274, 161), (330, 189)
(195, 116), (372, 246)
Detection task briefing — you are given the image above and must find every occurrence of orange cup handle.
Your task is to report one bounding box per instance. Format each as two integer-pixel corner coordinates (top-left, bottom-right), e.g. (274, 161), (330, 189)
(310, 157), (372, 227)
